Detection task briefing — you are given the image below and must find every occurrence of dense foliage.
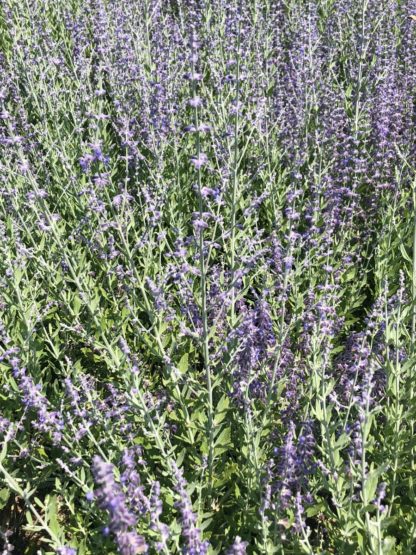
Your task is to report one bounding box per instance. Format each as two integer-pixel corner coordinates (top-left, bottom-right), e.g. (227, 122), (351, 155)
(1, 0), (416, 553)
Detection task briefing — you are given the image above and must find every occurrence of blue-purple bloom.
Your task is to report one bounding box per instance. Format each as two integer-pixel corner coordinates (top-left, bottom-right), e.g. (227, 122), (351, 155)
(92, 456), (148, 554)
(190, 153), (208, 169)
(227, 536), (248, 554)
(173, 465), (209, 555)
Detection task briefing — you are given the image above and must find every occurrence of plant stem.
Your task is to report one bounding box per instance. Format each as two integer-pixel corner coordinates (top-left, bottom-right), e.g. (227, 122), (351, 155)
(191, 53), (214, 498)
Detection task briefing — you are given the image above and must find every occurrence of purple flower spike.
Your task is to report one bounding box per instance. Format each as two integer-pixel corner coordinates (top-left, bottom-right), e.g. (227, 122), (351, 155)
(188, 96), (203, 108)
(173, 465), (210, 555)
(227, 536), (248, 554)
(57, 548), (77, 555)
(92, 456), (148, 555)
(190, 153), (208, 169)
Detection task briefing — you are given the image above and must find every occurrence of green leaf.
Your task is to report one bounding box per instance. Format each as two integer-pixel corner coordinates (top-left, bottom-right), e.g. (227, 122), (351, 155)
(381, 536), (396, 554)
(214, 426), (231, 455)
(362, 466), (384, 504)
(0, 488), (10, 510)
(73, 295), (83, 315)
(178, 353), (189, 374)
(89, 295), (100, 313)
(400, 243), (412, 263)
(214, 394), (229, 425)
